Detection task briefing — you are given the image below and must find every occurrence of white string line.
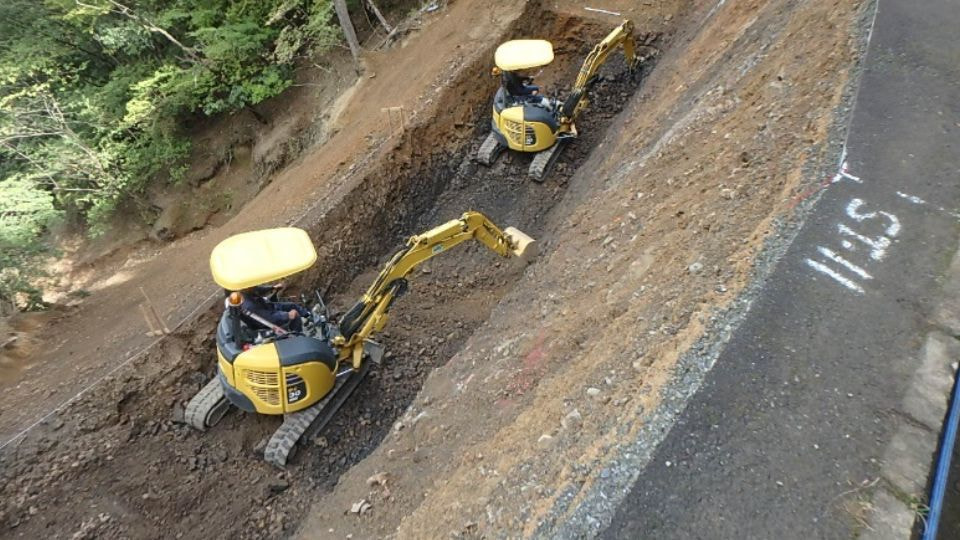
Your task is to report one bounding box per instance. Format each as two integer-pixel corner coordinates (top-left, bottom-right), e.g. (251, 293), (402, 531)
(0, 115), (407, 451)
(0, 289), (220, 451)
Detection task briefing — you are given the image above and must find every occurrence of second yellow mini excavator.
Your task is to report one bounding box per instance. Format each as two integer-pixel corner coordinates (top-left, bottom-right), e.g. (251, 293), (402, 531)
(185, 211), (535, 468)
(478, 20), (642, 180)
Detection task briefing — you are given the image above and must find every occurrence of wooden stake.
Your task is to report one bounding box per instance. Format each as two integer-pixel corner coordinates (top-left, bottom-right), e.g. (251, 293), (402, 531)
(380, 106), (405, 136)
(139, 304), (162, 337)
(139, 286), (170, 334)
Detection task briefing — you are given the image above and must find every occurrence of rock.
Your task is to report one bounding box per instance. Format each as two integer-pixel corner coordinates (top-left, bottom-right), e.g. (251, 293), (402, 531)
(269, 479), (290, 494)
(586, 387), (601, 398)
(537, 434), (555, 448)
(366, 472), (388, 487)
(350, 499), (371, 515)
(688, 262), (704, 274)
(170, 403), (185, 424)
(253, 437), (269, 455)
(562, 409), (582, 430)
(393, 421), (405, 432)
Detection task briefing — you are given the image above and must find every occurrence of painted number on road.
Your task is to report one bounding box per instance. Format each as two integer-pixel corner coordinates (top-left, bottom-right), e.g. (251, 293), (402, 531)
(805, 198), (901, 294)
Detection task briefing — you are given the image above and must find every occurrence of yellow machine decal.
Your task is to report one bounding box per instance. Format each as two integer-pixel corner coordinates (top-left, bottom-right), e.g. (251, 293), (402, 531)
(223, 342), (338, 415)
(281, 362), (336, 413)
(232, 343), (284, 414)
(496, 106), (558, 152)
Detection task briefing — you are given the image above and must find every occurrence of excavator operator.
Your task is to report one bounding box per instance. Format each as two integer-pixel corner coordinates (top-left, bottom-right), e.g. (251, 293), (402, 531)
(239, 284), (310, 333)
(501, 69), (554, 109)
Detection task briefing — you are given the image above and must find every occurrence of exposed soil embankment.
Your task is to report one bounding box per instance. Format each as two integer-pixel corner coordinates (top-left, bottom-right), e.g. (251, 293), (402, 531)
(0, 3), (657, 538)
(296, 0), (867, 538)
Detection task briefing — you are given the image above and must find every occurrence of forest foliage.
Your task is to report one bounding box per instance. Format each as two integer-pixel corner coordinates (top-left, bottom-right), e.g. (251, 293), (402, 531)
(0, 0), (346, 311)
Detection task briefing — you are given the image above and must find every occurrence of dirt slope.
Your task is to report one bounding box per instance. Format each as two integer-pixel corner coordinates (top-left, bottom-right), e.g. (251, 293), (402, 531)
(0, 0), (527, 440)
(295, 0), (866, 538)
(1, 1), (652, 538)
(0, 0), (866, 538)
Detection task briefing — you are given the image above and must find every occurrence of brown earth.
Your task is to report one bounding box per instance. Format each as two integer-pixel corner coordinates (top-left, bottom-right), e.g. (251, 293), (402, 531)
(0, 0), (867, 538)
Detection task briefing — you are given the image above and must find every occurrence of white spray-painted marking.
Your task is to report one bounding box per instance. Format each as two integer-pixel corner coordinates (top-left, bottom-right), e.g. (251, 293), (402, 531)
(806, 195), (901, 293)
(838, 223), (891, 261)
(839, 162), (861, 183)
(817, 246), (872, 280)
(806, 259), (865, 294)
(846, 198), (901, 237)
(896, 191), (927, 204)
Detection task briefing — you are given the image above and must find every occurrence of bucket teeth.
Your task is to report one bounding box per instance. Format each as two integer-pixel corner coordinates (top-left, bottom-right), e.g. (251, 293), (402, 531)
(504, 227), (537, 263)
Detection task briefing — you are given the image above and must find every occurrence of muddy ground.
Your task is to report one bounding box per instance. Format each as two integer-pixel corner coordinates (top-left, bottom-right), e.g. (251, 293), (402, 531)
(0, 5), (659, 539)
(0, 0), (868, 538)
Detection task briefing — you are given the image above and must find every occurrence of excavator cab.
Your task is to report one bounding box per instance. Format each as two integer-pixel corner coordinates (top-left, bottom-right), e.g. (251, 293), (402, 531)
(205, 227), (342, 417)
(479, 20), (641, 181)
(185, 212), (535, 468)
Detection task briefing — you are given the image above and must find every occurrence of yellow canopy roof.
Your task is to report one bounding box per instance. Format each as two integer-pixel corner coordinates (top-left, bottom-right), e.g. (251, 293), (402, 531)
(210, 227), (317, 290)
(494, 39), (554, 71)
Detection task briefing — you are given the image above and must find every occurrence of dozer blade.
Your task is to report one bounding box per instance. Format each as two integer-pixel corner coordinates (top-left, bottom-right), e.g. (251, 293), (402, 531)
(263, 360), (371, 469)
(504, 226), (537, 263)
(185, 377), (231, 431)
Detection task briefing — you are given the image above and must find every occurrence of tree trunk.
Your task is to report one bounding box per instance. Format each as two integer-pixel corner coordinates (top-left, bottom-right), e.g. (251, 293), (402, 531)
(366, 0), (392, 33)
(333, 0), (361, 70)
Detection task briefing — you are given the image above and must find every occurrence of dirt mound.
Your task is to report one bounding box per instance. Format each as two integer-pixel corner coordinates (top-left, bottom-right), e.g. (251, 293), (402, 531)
(0, 4), (654, 538)
(0, 0), (867, 537)
(296, 0), (867, 538)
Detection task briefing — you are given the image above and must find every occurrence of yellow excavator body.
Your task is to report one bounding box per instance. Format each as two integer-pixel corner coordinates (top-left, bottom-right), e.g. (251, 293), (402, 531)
(480, 20), (640, 179)
(492, 106), (558, 153)
(190, 211), (535, 455)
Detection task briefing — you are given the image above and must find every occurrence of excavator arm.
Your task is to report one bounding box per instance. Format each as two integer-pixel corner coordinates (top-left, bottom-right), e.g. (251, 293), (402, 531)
(560, 20), (639, 124)
(334, 211), (535, 368)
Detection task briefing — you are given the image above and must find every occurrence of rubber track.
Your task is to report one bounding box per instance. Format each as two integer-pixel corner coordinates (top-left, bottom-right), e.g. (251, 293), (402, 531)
(184, 378), (228, 431)
(263, 361), (371, 469)
(477, 132), (503, 166)
(529, 142), (565, 181)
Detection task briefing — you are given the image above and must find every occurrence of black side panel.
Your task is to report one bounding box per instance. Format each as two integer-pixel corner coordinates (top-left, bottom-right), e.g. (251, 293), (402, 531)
(274, 335), (337, 370)
(216, 311), (243, 363)
(218, 372), (255, 412)
(522, 105), (559, 132)
(494, 86), (510, 114)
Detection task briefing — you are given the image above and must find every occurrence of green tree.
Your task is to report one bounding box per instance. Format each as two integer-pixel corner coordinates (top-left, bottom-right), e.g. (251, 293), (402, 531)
(0, 0), (344, 311)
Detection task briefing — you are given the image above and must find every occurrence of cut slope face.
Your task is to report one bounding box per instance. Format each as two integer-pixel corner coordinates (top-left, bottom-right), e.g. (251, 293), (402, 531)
(296, 0), (869, 538)
(0, 4), (660, 539)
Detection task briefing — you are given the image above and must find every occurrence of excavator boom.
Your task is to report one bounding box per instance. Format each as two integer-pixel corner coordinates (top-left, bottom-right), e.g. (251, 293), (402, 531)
(336, 211), (535, 366)
(561, 20), (638, 123)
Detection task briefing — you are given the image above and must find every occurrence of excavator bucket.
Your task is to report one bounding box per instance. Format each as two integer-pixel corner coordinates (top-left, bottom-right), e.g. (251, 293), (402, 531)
(504, 226), (537, 263)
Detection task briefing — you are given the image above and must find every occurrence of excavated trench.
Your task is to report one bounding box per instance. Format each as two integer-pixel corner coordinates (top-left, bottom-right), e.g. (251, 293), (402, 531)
(0, 6), (663, 538)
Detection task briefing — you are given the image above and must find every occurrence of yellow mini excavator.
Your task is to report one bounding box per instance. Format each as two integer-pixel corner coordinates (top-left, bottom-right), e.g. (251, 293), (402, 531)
(478, 20), (641, 180)
(185, 211), (535, 468)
